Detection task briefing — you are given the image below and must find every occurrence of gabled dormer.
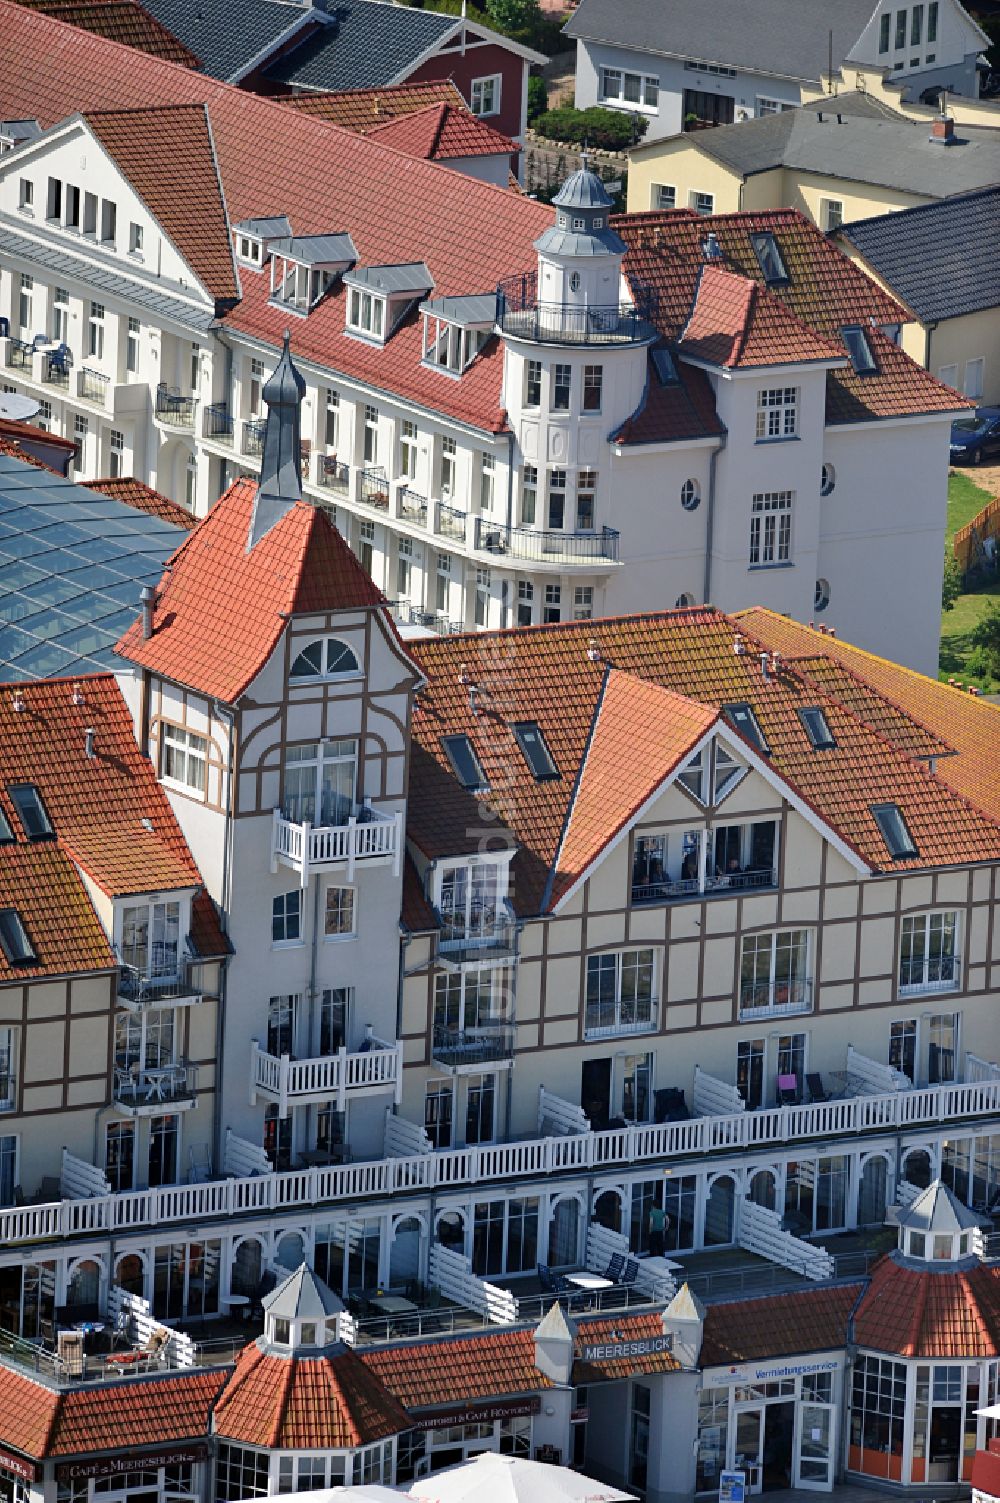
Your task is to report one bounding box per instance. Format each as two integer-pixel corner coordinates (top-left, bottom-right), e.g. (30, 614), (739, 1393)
(343, 262), (434, 345)
(233, 214), (291, 269)
(268, 232), (357, 316)
(420, 292), (495, 377)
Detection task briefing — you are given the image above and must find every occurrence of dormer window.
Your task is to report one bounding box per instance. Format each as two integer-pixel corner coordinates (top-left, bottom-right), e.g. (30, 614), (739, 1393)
(750, 231), (788, 286)
(238, 234), (262, 266)
(348, 288), (385, 340)
(234, 216), (293, 269)
(842, 324), (877, 374)
(421, 295), (494, 376)
(345, 263), (433, 345)
(593, 216), (604, 229)
(290, 637), (361, 681)
(271, 258), (337, 316)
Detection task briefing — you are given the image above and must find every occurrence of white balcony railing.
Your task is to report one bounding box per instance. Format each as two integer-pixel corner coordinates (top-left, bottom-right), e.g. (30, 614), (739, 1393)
(3, 1064), (1000, 1253)
(251, 1039), (402, 1114)
(271, 805), (402, 886)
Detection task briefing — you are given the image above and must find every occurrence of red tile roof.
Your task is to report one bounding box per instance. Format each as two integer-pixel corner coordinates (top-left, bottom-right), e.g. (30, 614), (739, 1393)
(362, 1329), (550, 1411)
(278, 81), (466, 134)
(366, 101), (517, 161)
(853, 1254), (1000, 1358)
(611, 353), (724, 446)
(13, 0), (200, 66)
(678, 265), (846, 369)
(84, 104), (238, 304)
(617, 208), (967, 423)
(82, 476), (196, 529)
(572, 1312), (680, 1382)
(0, 1366), (224, 1460)
(0, 673), (222, 909)
(0, 843), (114, 981)
(214, 1342), (410, 1448)
(0, 0), (551, 433)
(0, 436), (53, 472)
(116, 477), (388, 702)
(0, 418), (76, 453)
(700, 1283), (862, 1367)
(405, 607), (1000, 915)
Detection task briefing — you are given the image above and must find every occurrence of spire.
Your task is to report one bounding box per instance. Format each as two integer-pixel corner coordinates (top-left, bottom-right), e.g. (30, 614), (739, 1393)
(247, 330), (306, 550)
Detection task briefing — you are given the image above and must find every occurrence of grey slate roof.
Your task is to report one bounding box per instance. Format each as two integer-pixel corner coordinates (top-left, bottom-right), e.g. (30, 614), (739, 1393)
(264, 0), (456, 92)
(420, 293), (497, 325)
(661, 108), (1000, 200)
(344, 261), (433, 294)
(554, 164), (614, 210)
(0, 455), (182, 681)
(140, 0), (317, 80)
(563, 0), (879, 84)
(837, 187), (1000, 322)
(269, 232), (357, 266)
(890, 1180), (989, 1234)
(263, 1263), (345, 1321)
(235, 215), (292, 238)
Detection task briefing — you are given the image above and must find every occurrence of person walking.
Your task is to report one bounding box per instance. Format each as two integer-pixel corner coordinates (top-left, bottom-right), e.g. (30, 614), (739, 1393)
(649, 1202), (667, 1257)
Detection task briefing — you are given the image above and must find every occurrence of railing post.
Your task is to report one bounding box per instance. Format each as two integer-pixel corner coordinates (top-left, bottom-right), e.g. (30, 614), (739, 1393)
(300, 820), (311, 889)
(269, 808), (280, 874)
(347, 817), (357, 882)
(337, 1045), (347, 1113)
(279, 1054), (290, 1120)
(393, 1041), (403, 1105)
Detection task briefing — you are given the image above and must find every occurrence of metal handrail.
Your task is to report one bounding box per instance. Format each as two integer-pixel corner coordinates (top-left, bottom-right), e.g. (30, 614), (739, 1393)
(400, 487), (428, 526)
(315, 454), (350, 493)
(432, 1020), (515, 1065)
(437, 499), (467, 542)
(496, 270), (659, 346)
(241, 417), (266, 456)
(155, 383), (196, 428)
(738, 978), (812, 1019)
(204, 402), (234, 442)
(474, 517), (620, 564)
(79, 367), (110, 404)
(360, 467), (389, 510)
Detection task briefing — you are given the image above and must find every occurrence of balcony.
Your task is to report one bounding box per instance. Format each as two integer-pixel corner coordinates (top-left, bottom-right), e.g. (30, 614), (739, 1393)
(77, 367), (109, 406)
(4, 338), (32, 371)
(116, 955), (202, 1010)
(313, 454), (350, 497)
(155, 383), (196, 431)
(393, 601), (465, 637)
(203, 402), (234, 446)
(437, 902), (517, 967)
(112, 1061), (197, 1115)
(738, 978), (813, 1021)
(432, 1020), (515, 1073)
(41, 348), (71, 388)
(241, 417), (266, 457)
(899, 955), (961, 996)
(584, 996), (658, 1040)
(632, 867), (778, 905)
(496, 271), (659, 347)
(270, 804), (402, 884)
(251, 1037), (401, 1111)
(399, 487), (428, 527)
(474, 517), (620, 566)
(360, 466), (389, 512)
(437, 499), (468, 543)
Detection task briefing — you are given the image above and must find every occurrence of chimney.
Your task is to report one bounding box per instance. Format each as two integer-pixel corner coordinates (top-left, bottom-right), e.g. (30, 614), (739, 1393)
(71, 680), (85, 707)
(930, 114), (955, 145)
(84, 727), (96, 759)
(140, 585), (156, 640)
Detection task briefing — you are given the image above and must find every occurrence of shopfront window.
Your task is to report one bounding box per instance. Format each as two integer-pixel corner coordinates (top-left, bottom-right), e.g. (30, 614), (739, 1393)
(697, 1386), (730, 1492)
(216, 1444), (269, 1502)
(851, 1354), (906, 1478)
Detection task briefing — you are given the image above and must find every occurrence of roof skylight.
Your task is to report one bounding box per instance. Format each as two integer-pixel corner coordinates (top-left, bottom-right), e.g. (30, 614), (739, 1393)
(722, 703), (768, 753)
(442, 735), (488, 792)
(750, 231), (788, 286)
(798, 705), (836, 750)
(0, 907), (36, 965)
(841, 324), (877, 374)
(652, 347), (679, 386)
(512, 722), (559, 780)
(872, 802), (918, 858)
(0, 806), (12, 844)
(8, 783), (54, 840)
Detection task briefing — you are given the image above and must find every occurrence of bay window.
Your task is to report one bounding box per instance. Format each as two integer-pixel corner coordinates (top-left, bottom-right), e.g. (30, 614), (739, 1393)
(439, 862), (505, 944)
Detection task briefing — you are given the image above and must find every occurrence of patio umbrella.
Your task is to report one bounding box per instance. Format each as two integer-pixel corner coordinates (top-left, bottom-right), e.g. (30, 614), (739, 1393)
(409, 1453), (637, 1503)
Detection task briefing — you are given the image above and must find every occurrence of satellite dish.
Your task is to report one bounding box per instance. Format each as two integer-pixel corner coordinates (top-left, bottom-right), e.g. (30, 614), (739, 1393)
(0, 393), (40, 422)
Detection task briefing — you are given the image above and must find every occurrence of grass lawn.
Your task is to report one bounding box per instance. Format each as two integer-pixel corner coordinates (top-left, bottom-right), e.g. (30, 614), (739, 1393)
(939, 471), (998, 688)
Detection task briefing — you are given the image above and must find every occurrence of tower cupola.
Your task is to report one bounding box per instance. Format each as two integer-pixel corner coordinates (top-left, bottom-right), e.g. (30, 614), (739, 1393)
(532, 158), (627, 313)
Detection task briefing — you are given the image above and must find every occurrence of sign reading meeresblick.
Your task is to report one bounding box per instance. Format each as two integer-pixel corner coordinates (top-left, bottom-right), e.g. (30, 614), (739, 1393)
(580, 1333), (673, 1363)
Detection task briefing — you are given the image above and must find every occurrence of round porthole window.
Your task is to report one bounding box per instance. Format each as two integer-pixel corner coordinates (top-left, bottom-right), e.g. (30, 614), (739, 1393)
(675, 592), (696, 608)
(814, 578), (831, 611)
(820, 462), (836, 497)
(680, 478), (701, 510)
(570, 271), (581, 292)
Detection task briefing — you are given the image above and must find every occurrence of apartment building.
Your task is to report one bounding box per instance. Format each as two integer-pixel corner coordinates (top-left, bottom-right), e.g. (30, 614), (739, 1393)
(564, 0), (988, 135)
(0, 0), (967, 674)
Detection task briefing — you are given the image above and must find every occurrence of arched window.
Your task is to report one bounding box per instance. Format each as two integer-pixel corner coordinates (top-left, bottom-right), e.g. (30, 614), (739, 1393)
(680, 478), (701, 511)
(290, 637), (360, 681)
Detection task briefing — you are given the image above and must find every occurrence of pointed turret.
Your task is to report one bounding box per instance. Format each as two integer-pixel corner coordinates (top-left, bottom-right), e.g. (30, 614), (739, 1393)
(247, 331), (307, 550)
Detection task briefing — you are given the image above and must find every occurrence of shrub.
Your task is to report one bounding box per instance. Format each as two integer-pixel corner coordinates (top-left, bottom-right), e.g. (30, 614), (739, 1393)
(942, 547), (963, 612)
(533, 104), (646, 151)
(969, 599), (1000, 678)
(527, 74), (548, 122)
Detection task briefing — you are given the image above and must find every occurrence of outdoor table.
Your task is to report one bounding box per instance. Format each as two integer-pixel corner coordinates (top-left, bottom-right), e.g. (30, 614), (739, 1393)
(565, 1271), (614, 1291)
(367, 1294), (417, 1315)
(639, 1255), (684, 1274)
(224, 1293), (251, 1320)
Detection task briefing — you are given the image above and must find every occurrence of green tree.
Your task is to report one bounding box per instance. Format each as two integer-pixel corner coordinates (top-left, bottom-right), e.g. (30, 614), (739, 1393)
(485, 0), (540, 31)
(969, 599), (1000, 678)
(942, 547), (963, 613)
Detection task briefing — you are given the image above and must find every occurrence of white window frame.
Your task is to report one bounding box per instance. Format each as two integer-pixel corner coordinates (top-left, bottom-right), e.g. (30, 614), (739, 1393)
(822, 198), (844, 232)
(964, 358), (985, 400)
(756, 385), (798, 440)
(739, 929), (812, 1019)
(347, 287), (386, 341)
(584, 948), (657, 1039)
(0, 1028), (18, 1113)
(323, 885), (357, 941)
(749, 491), (793, 567)
(652, 184), (676, 211)
(272, 889), (303, 948)
(159, 722), (208, 797)
(899, 911), (960, 995)
(756, 96), (792, 115)
(471, 74), (501, 116)
(400, 419), (418, 480)
(690, 191), (714, 216)
(599, 66), (659, 109)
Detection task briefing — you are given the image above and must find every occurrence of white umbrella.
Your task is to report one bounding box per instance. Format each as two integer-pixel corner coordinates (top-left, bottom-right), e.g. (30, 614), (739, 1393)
(408, 1452), (637, 1503)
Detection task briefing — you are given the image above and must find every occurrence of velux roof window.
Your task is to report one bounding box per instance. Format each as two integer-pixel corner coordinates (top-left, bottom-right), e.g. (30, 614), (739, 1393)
(442, 735), (488, 792)
(872, 802), (918, 859)
(722, 703), (768, 753)
(841, 324), (877, 375)
(652, 347), (679, 386)
(0, 807), (12, 844)
(0, 907), (36, 965)
(8, 783), (53, 840)
(512, 722), (559, 780)
(750, 231), (788, 286)
(798, 705), (836, 750)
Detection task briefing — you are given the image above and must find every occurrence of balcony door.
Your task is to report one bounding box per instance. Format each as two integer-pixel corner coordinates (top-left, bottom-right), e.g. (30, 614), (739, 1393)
(440, 863), (501, 943)
(121, 899), (180, 982)
(581, 1057), (612, 1131)
(283, 740), (357, 828)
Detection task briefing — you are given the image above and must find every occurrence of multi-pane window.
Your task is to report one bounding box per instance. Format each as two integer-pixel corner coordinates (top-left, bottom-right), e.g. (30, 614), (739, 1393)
(574, 586), (593, 620)
(396, 535), (413, 598)
(109, 430), (124, 478)
(851, 1355), (906, 1463)
(466, 1072), (496, 1145)
(121, 899), (180, 982)
(517, 580), (534, 626)
(749, 491), (792, 566)
(475, 565), (490, 627)
(425, 1080), (453, 1149)
(600, 67), (659, 108)
(551, 364), (571, 412)
(889, 1018), (917, 1080)
(363, 404), (379, 465)
(480, 452), (496, 512)
(272, 890), (302, 945)
(928, 1012), (959, 1084)
(547, 469), (567, 529)
(325, 389), (339, 448)
(283, 740), (357, 827)
(472, 1196), (538, 1275)
(400, 419), (418, 479)
(0, 1028), (17, 1112)
(576, 469), (596, 530)
(583, 365), (603, 412)
(18, 273), (32, 335)
(756, 386), (798, 439)
(87, 300), (105, 359)
(441, 435), (457, 499)
(691, 192), (714, 216)
(900, 912), (958, 993)
(653, 184), (676, 210)
(879, 11), (891, 50)
(521, 464), (537, 525)
(105, 1119), (135, 1193)
(52, 286), (69, 344)
(543, 583), (561, 623)
(160, 723), (207, 794)
(471, 74), (500, 115)
(435, 551), (451, 614)
(319, 987), (350, 1052)
(324, 886), (356, 938)
(357, 518), (374, 574)
(440, 863), (501, 942)
(525, 360), (542, 408)
(585, 948), (656, 1037)
(435, 969), (500, 1037)
(248, 357), (264, 416)
(739, 930), (811, 1016)
(267, 994), (296, 1057)
(895, 7), (907, 47)
(216, 1443), (270, 1502)
(126, 316), (140, 374)
(348, 288), (385, 339)
(73, 414), (88, 465)
(928, 1), (938, 41)
(36, 400), (51, 432)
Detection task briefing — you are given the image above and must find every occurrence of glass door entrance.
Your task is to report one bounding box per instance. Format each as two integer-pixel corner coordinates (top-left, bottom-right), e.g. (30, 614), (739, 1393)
(735, 1403), (794, 1493)
(797, 1402), (835, 1489)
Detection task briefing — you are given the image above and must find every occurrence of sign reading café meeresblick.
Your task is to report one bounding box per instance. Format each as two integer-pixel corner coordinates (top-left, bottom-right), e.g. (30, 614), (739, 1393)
(580, 1333), (674, 1363)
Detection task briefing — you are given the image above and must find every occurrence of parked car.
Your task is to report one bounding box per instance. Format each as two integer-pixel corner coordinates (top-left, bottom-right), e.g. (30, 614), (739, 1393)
(950, 407), (1000, 466)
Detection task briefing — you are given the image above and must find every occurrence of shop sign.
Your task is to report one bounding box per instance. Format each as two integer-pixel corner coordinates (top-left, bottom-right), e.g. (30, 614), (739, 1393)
(419, 1397), (541, 1431)
(580, 1333), (673, 1364)
(55, 1446), (208, 1482)
(719, 1470), (745, 1503)
(713, 1355), (840, 1385)
(535, 1446), (562, 1465)
(0, 1449), (38, 1484)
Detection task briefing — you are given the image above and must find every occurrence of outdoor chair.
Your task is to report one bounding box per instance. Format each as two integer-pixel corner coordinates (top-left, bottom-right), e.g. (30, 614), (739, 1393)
(620, 1257), (640, 1286)
(805, 1072), (828, 1104)
(776, 1073), (798, 1106)
(654, 1087), (691, 1124)
(603, 1252), (625, 1283)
